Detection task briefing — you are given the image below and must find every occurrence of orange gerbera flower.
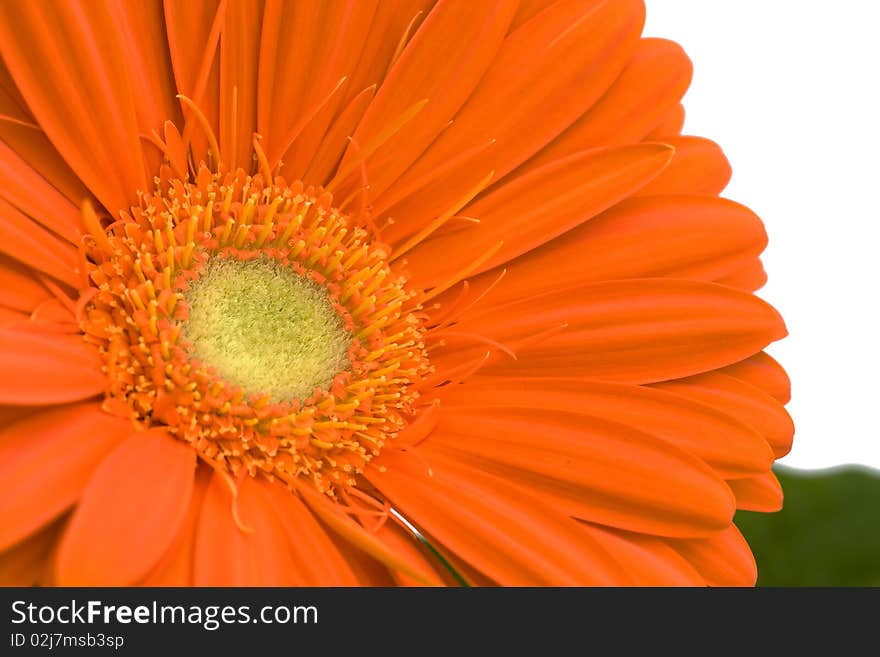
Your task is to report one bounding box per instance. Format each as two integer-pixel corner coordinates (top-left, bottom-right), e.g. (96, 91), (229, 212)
(0, 0), (791, 586)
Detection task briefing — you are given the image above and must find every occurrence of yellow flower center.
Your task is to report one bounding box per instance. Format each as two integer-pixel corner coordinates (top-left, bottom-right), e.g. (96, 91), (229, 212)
(79, 168), (432, 494)
(181, 255), (351, 402)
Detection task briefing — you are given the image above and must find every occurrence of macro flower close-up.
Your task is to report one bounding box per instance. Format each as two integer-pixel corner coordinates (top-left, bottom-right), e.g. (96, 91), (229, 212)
(0, 0), (792, 586)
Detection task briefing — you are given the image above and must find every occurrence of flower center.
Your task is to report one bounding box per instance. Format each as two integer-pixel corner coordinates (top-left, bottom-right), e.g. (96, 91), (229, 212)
(79, 168), (432, 494)
(181, 256), (351, 402)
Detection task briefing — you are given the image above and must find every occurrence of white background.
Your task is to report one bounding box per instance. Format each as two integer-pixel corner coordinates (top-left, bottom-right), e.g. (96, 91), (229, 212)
(643, 1), (880, 469)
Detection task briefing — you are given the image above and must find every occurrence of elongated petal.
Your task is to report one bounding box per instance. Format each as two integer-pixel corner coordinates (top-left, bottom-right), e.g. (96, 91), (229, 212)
(0, 329), (106, 404)
(26, 298), (75, 328)
(0, 405), (40, 427)
(581, 523), (705, 586)
(727, 472), (783, 512)
(651, 372), (794, 458)
(646, 103), (685, 138)
(219, 0), (263, 169)
(719, 352), (791, 404)
(410, 0), (644, 183)
(261, 0), (379, 177)
(324, 534), (398, 586)
(438, 377), (774, 478)
(376, 0), (644, 239)
(296, 482), (441, 585)
(195, 473), (354, 585)
(373, 522), (452, 587)
(0, 197), (80, 288)
(510, 0), (556, 31)
(303, 84), (376, 185)
(464, 278), (787, 384)
(0, 0), (146, 212)
(141, 466), (211, 586)
(334, 0), (433, 113)
(715, 258), (768, 292)
(56, 429), (196, 585)
(0, 59), (90, 205)
(262, 481), (360, 585)
(164, 0), (222, 164)
(637, 136), (731, 196)
(525, 37), (692, 169)
(0, 255), (51, 312)
(670, 525), (757, 587)
(0, 402), (131, 550)
(405, 144), (674, 289)
(426, 408), (735, 537)
(466, 195), (768, 305)
(0, 140), (83, 243)
(0, 307), (28, 327)
(0, 516), (64, 586)
(336, 0), (516, 199)
(195, 473), (287, 586)
(369, 448), (631, 585)
(108, 1), (181, 174)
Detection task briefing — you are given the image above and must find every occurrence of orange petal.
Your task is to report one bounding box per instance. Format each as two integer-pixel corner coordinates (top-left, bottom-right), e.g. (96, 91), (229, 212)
(26, 297), (76, 329)
(0, 515), (65, 586)
(0, 59), (91, 205)
(0, 405), (40, 427)
(375, 0), (644, 239)
(645, 103), (685, 138)
(296, 481), (441, 585)
(442, 552), (499, 587)
(334, 0), (433, 113)
(510, 0), (556, 31)
(404, 144), (674, 289)
(259, 0), (379, 174)
(0, 307), (28, 328)
(0, 196), (80, 288)
(0, 328), (106, 404)
(466, 195), (768, 305)
(637, 136), (731, 196)
(108, 1), (182, 174)
(56, 429), (196, 585)
(368, 448), (631, 585)
(372, 522), (452, 587)
(141, 465), (212, 586)
(262, 480), (360, 585)
(427, 407), (735, 537)
(0, 140), (83, 243)
(324, 533), (398, 586)
(303, 84), (376, 186)
(219, 0), (263, 169)
(0, 255), (50, 312)
(195, 473), (351, 585)
(670, 525), (757, 587)
(194, 473), (286, 586)
(715, 258), (768, 292)
(415, 0), (644, 183)
(0, 0), (146, 212)
(0, 402), (131, 551)
(719, 352), (791, 404)
(727, 472), (783, 512)
(581, 523), (705, 586)
(164, 0), (222, 164)
(651, 371), (795, 458)
(465, 278), (787, 384)
(335, 0), (516, 200)
(438, 377), (774, 479)
(524, 38), (692, 170)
